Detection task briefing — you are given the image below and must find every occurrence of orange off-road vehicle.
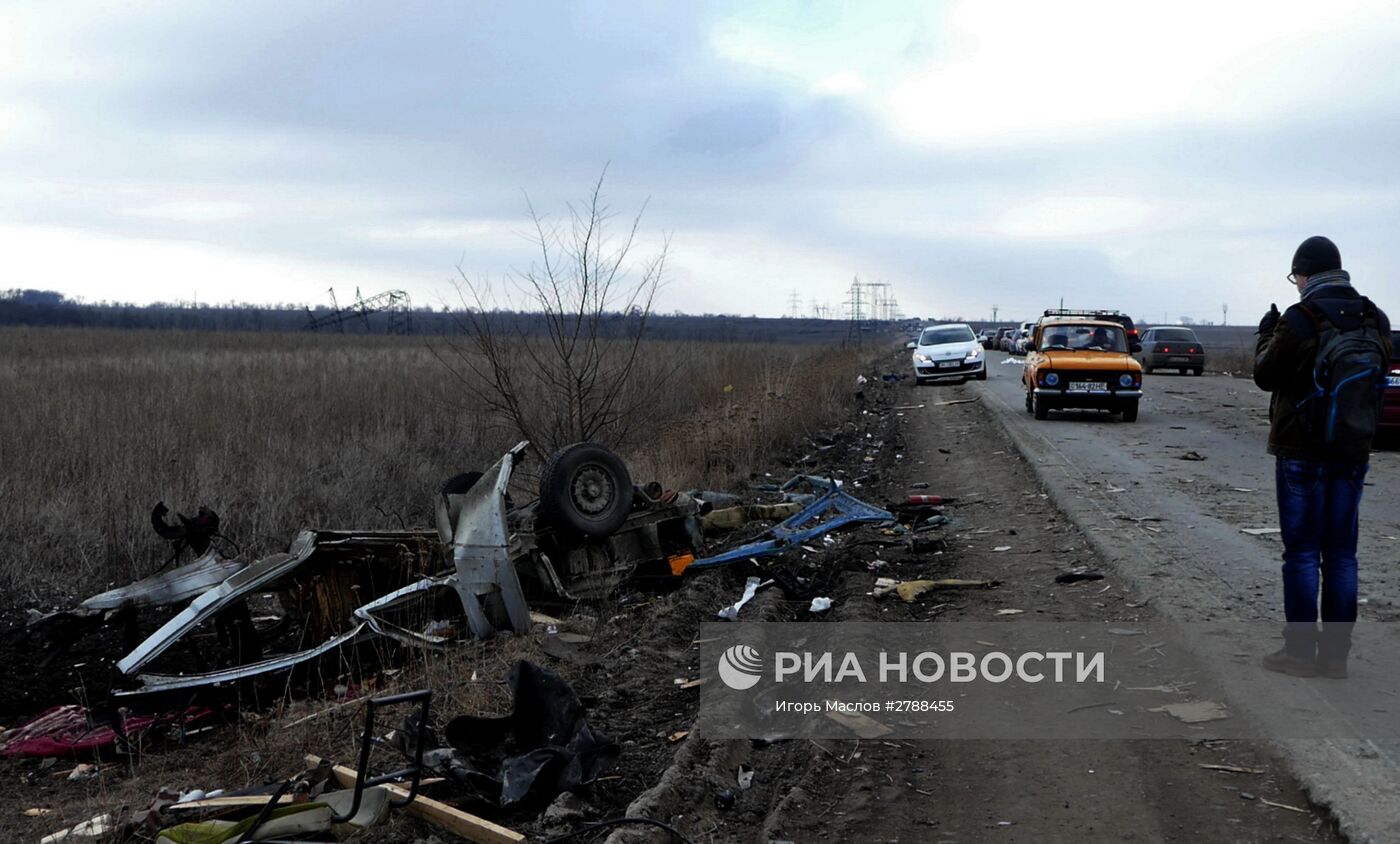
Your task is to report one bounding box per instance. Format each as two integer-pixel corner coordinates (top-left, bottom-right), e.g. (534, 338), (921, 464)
(1022, 317), (1144, 422)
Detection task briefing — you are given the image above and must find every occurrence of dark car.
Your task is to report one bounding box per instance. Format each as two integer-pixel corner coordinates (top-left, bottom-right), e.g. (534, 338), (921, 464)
(1382, 331), (1400, 439)
(996, 327), (1016, 351)
(1138, 327), (1205, 375)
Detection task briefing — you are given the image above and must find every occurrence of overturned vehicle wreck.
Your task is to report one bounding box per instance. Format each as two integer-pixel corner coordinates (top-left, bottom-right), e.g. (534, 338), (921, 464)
(44, 441), (891, 699)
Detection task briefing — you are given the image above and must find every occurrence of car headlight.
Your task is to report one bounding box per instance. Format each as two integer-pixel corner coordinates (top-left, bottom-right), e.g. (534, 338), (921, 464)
(965, 348), (982, 360)
(1043, 372), (1060, 386)
(1119, 373), (1135, 387)
(914, 354), (932, 364)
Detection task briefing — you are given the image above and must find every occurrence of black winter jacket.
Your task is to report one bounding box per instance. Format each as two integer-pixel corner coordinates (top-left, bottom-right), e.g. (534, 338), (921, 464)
(1254, 282), (1392, 463)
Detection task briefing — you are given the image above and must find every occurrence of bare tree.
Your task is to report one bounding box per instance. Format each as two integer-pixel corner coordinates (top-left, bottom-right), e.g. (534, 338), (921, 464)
(438, 170), (670, 458)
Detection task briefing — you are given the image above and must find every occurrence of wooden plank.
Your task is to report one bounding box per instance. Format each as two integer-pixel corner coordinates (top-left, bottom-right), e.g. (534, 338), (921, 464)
(305, 755), (526, 844)
(167, 780), (447, 813)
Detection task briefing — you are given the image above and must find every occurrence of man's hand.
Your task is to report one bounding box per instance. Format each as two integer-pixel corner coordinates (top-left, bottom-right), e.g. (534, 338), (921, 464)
(1257, 303), (1281, 335)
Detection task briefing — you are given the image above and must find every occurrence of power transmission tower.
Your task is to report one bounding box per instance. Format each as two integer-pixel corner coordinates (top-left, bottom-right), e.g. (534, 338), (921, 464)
(305, 287), (413, 334)
(863, 281), (890, 324)
(845, 277), (865, 344)
(787, 289), (801, 318)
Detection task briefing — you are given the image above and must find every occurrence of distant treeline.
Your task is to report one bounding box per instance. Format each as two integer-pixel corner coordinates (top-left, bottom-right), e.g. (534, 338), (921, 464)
(0, 288), (881, 344)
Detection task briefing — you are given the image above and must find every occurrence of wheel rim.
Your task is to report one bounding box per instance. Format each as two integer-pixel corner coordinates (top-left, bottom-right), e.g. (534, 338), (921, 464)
(570, 464), (615, 516)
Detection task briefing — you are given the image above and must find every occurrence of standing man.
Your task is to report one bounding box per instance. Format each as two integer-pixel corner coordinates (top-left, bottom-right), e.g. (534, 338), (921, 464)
(1255, 236), (1391, 678)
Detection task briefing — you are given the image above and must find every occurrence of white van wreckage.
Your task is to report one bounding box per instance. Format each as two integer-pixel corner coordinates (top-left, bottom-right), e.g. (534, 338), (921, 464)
(90, 442), (677, 696)
(36, 440), (891, 698)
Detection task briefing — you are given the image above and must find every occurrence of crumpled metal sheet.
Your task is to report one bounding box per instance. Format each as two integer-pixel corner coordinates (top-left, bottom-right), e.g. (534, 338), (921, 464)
(80, 551), (246, 613)
(116, 533), (315, 676)
(118, 624), (374, 696)
(114, 442), (536, 694)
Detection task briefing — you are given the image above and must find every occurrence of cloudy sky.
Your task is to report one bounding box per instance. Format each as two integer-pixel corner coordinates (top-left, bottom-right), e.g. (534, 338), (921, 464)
(5, 0), (1400, 323)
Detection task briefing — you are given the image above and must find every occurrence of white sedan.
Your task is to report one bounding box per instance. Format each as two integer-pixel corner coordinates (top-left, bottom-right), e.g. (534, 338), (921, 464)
(910, 323), (987, 384)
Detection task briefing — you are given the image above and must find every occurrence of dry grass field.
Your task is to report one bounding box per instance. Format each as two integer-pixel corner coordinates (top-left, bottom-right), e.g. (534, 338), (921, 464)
(0, 326), (871, 601)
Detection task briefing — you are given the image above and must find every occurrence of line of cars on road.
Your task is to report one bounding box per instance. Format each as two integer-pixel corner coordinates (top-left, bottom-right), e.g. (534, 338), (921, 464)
(910, 309), (1148, 422)
(913, 316), (1400, 436)
(982, 320), (1210, 373)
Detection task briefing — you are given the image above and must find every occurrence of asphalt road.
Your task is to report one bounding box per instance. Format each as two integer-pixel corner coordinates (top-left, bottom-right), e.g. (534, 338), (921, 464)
(976, 351), (1400, 620)
(956, 351), (1400, 842)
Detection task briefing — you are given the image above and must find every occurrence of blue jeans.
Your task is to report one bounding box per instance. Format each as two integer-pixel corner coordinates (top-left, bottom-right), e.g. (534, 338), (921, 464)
(1276, 457), (1367, 659)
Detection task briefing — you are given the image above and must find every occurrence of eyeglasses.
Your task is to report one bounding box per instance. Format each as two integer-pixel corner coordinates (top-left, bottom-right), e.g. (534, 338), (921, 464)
(1286, 272), (1299, 285)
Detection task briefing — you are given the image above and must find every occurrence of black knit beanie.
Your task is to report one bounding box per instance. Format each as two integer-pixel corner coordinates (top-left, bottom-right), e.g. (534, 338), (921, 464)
(1292, 236), (1341, 277)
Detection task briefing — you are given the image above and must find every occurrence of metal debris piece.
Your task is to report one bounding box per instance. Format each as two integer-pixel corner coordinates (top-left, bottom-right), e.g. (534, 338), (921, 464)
(81, 551), (246, 612)
(690, 488), (895, 570)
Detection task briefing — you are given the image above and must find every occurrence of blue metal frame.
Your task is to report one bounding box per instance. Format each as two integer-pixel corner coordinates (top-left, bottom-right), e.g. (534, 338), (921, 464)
(688, 488), (894, 570)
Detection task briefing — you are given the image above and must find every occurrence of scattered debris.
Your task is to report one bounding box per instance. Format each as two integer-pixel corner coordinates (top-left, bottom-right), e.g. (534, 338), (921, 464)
(691, 488), (894, 571)
(1259, 797), (1308, 813)
(894, 579), (998, 602)
(703, 503), (803, 532)
(824, 709), (893, 739)
(155, 786), (391, 843)
(40, 812), (114, 843)
(718, 577), (768, 621)
(310, 754), (525, 843)
(1179, 451), (1207, 461)
(1199, 764), (1264, 775)
(737, 763), (755, 791)
(995, 609), (1025, 616)
(808, 596), (833, 613)
(1153, 700), (1229, 724)
(992, 546), (1012, 552)
(1055, 570), (1105, 584)
(1, 704), (217, 758)
(432, 662), (618, 809)
(1241, 527), (1282, 536)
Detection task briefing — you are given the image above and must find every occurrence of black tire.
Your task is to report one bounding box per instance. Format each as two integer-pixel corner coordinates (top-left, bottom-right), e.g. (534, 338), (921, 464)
(441, 471), (482, 496)
(1178, 368), (1188, 375)
(1121, 400), (1140, 422)
(538, 443), (633, 538)
(976, 368), (987, 381)
(1033, 392), (1050, 420)
(1193, 367), (1204, 376)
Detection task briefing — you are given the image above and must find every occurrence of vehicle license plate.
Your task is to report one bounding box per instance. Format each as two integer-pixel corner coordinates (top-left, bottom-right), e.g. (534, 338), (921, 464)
(1068, 381), (1106, 392)
(1168, 356), (1188, 363)
(937, 360), (960, 369)
(1388, 375), (1400, 388)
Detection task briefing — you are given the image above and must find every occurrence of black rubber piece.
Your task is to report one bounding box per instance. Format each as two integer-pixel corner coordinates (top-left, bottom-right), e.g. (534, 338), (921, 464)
(538, 443), (633, 538)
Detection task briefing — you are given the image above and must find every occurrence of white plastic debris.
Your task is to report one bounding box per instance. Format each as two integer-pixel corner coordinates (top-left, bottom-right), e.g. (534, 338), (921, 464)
(737, 763), (755, 790)
(809, 597), (832, 613)
(718, 577), (766, 621)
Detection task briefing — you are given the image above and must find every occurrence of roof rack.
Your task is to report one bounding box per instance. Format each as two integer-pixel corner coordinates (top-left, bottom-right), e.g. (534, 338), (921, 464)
(1041, 308), (1122, 318)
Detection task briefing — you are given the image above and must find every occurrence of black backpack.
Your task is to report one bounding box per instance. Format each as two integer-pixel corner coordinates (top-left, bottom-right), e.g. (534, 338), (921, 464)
(1296, 299), (1388, 454)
